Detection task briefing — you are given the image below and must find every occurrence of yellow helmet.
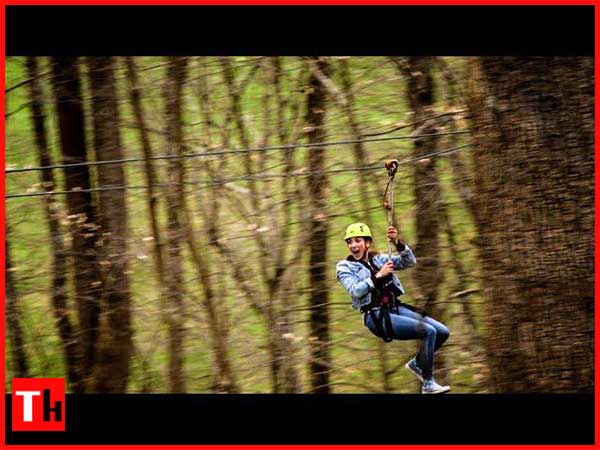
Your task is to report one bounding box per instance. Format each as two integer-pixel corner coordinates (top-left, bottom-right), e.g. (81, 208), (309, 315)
(344, 223), (373, 241)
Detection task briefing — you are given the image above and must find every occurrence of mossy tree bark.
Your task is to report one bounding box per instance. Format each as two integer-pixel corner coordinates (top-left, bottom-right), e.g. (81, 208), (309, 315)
(306, 57), (332, 394)
(51, 56), (102, 392)
(26, 56), (79, 390)
(87, 57), (132, 393)
(467, 57), (594, 392)
(403, 56), (447, 385)
(163, 56), (188, 393)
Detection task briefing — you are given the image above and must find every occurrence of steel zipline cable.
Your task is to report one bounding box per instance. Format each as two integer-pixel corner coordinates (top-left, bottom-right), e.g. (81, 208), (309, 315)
(5, 130), (470, 175)
(6, 143), (472, 199)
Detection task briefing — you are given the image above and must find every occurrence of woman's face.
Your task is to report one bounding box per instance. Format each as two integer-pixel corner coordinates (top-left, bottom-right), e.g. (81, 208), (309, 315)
(346, 236), (370, 260)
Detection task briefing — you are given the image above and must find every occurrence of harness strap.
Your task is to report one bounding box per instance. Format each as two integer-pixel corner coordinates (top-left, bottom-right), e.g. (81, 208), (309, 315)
(369, 307), (394, 343)
(381, 305), (394, 342)
(366, 284), (399, 343)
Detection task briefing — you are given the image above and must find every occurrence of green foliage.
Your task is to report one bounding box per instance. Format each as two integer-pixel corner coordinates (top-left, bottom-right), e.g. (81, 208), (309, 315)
(5, 57), (483, 393)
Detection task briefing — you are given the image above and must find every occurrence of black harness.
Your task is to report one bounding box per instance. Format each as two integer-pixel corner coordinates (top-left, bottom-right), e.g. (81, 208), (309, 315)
(364, 284), (398, 342)
(365, 304), (395, 343)
(359, 257), (399, 343)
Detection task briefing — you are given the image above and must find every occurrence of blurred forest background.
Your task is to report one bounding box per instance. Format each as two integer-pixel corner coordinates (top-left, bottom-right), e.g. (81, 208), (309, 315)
(5, 56), (594, 394)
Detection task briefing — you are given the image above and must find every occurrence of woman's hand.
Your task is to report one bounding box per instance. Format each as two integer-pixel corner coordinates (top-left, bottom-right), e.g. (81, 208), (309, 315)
(376, 260), (395, 278)
(386, 225), (399, 245)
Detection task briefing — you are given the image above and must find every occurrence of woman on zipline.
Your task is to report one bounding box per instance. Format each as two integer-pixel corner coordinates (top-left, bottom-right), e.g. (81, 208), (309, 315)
(336, 222), (451, 394)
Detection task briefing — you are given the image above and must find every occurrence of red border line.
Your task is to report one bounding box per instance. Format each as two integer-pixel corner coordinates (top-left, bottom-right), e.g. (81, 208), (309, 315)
(1, 1), (596, 449)
(2, 0), (598, 6)
(1, 0), (6, 447)
(2, 443), (570, 448)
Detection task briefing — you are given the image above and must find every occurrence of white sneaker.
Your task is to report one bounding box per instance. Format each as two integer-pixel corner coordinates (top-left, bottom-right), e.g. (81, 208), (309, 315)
(422, 378), (451, 394)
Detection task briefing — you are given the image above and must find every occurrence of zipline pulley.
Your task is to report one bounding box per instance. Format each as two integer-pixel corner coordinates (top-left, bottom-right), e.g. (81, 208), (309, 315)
(385, 158), (399, 178)
(382, 159), (399, 211)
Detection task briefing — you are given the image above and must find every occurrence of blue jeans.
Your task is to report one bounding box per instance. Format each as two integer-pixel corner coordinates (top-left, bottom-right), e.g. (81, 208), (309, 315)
(364, 305), (450, 380)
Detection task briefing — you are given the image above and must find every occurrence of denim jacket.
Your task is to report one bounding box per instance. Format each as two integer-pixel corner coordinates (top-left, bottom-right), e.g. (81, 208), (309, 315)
(336, 246), (417, 311)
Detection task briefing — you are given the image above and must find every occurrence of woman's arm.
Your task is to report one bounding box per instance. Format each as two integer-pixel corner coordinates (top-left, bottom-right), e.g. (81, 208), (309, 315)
(384, 225), (417, 269)
(374, 246), (416, 270)
(336, 261), (374, 298)
(392, 245), (417, 269)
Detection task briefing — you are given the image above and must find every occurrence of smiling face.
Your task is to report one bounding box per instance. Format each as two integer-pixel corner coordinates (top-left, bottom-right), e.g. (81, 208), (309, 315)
(346, 236), (371, 260)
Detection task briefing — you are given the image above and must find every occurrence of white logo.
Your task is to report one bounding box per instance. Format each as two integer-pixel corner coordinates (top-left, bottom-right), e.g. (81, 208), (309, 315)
(15, 391), (41, 422)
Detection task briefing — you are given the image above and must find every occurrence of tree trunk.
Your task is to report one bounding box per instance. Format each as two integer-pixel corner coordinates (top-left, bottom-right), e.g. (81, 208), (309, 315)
(271, 57), (301, 393)
(5, 237), (29, 378)
(261, 61), (283, 394)
(404, 56), (447, 384)
(436, 58), (480, 225)
(435, 62), (488, 381)
(220, 57), (260, 214)
(438, 201), (483, 352)
(51, 56), (101, 391)
(26, 56), (81, 391)
(182, 205), (240, 393)
(194, 58), (240, 393)
(467, 57), (594, 392)
(124, 56), (168, 325)
(87, 56), (132, 393)
(306, 57), (331, 394)
(163, 56), (188, 393)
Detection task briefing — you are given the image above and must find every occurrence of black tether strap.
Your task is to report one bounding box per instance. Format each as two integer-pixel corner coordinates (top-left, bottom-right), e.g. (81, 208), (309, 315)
(367, 305), (393, 343)
(366, 286), (397, 343)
